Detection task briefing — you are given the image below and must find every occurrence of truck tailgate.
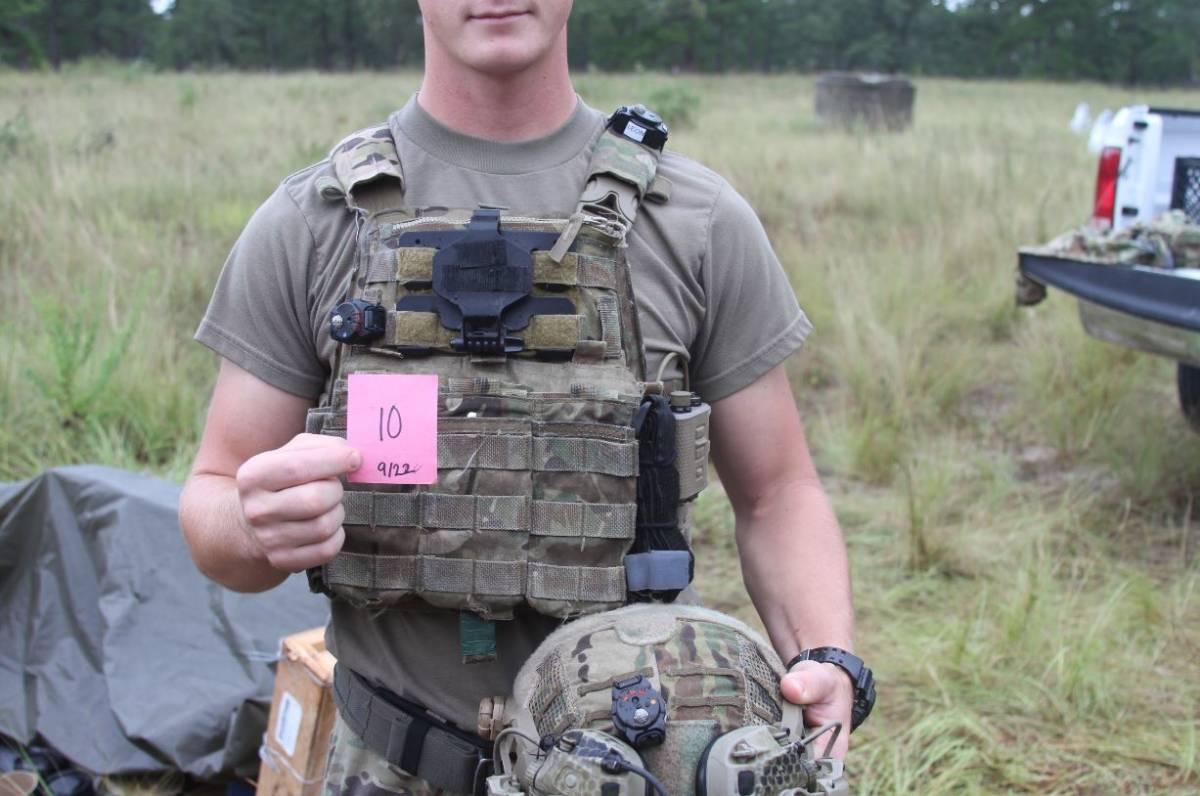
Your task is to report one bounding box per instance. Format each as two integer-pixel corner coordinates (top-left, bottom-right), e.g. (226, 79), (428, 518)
(1018, 252), (1200, 333)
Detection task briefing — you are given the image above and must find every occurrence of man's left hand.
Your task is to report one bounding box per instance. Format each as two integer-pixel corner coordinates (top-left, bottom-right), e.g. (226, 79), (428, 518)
(780, 661), (854, 760)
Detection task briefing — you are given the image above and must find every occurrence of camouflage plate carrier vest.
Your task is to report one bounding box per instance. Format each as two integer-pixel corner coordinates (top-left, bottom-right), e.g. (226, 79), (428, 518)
(305, 108), (708, 623)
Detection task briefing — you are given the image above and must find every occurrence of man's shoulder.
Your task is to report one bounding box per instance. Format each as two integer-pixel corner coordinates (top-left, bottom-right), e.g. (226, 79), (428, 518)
(657, 148), (727, 200)
(278, 157), (339, 215)
(648, 148), (760, 240)
(268, 152), (357, 247)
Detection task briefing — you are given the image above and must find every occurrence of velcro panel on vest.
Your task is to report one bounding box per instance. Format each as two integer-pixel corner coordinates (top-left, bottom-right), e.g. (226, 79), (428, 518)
(525, 315), (583, 350)
(387, 311), (456, 349)
(385, 311), (585, 352)
(363, 247), (435, 285)
(367, 247), (619, 292)
(527, 562), (626, 603)
(533, 252), (620, 290)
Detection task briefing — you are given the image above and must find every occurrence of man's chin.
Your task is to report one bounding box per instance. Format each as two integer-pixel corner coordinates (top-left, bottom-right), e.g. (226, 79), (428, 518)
(462, 47), (545, 77)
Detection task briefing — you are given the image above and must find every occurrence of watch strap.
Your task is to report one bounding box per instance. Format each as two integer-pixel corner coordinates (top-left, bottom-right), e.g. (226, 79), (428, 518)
(785, 646), (875, 732)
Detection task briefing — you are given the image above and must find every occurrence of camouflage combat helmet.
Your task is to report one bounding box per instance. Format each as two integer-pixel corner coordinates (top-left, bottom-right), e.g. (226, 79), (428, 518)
(482, 604), (850, 795)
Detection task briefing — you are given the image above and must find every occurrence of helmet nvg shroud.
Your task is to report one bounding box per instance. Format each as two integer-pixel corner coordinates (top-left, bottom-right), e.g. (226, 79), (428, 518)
(480, 605), (850, 795)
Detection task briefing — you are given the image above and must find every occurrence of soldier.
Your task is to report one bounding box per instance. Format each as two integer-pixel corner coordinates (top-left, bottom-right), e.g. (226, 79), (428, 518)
(179, 2), (871, 794)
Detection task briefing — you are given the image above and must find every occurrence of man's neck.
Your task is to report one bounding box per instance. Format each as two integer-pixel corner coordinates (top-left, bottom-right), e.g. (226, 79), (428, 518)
(417, 43), (577, 141)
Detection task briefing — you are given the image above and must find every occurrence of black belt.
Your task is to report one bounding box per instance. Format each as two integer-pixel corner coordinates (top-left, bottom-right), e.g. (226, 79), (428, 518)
(332, 664), (493, 795)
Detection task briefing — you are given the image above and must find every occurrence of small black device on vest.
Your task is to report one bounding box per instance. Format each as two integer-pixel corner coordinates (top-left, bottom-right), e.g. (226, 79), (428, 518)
(609, 104), (669, 151)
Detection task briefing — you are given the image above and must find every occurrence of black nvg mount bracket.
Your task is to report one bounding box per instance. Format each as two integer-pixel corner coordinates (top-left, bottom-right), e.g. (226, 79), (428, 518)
(394, 208), (573, 355)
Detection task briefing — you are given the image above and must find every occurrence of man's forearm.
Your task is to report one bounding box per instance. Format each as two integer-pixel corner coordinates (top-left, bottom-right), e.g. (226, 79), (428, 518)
(734, 476), (854, 662)
(179, 472), (289, 593)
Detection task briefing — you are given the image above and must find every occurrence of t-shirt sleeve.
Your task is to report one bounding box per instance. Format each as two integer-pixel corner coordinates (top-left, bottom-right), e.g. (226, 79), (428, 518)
(194, 184), (327, 400)
(689, 180), (812, 402)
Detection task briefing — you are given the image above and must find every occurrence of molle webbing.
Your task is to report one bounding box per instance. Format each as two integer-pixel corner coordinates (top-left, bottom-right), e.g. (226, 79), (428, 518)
(325, 554), (627, 604)
(342, 492), (636, 538)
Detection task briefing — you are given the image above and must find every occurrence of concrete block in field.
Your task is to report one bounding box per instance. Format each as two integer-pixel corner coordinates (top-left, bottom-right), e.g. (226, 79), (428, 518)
(815, 72), (916, 131)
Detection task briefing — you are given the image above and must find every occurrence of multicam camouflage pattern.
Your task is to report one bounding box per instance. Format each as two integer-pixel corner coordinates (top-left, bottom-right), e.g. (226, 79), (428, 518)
(576, 133), (661, 233)
(324, 713), (448, 796)
(328, 125), (405, 201)
(501, 605), (804, 796)
(306, 121), (695, 621)
(697, 724), (849, 796)
(488, 729), (646, 795)
(1023, 210), (1200, 270)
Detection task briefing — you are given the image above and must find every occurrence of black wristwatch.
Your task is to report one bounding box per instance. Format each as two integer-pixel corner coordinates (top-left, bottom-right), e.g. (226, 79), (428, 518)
(786, 647), (876, 732)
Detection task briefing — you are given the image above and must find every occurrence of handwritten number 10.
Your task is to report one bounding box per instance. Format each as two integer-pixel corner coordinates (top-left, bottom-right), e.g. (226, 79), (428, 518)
(377, 406), (403, 441)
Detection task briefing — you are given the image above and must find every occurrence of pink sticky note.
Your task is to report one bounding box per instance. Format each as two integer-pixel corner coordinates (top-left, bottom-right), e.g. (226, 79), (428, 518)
(346, 373), (439, 485)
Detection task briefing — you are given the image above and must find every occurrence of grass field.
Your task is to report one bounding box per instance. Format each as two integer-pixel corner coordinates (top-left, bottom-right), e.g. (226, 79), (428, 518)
(2, 64), (1199, 793)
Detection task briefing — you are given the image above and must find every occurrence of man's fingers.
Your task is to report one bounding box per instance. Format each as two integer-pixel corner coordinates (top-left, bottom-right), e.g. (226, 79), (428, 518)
(263, 526), (346, 573)
(781, 661), (842, 706)
(281, 433), (352, 452)
(243, 477), (344, 525)
(781, 662), (854, 761)
(239, 440), (362, 492)
(254, 504), (346, 551)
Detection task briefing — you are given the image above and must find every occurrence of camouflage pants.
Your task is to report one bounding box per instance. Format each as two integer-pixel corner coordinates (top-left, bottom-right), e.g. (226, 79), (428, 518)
(323, 713), (459, 796)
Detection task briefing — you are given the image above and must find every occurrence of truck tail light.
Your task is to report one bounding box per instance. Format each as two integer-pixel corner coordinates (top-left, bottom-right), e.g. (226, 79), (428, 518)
(1092, 146), (1121, 229)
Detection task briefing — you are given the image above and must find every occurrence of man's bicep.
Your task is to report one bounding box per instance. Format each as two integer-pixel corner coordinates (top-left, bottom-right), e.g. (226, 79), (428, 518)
(709, 364), (819, 513)
(191, 358), (314, 477)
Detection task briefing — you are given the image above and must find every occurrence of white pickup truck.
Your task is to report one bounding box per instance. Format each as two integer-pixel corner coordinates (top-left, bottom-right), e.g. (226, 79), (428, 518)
(1018, 105), (1200, 430)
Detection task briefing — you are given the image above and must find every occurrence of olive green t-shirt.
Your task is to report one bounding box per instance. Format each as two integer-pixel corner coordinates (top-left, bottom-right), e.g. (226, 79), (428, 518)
(196, 96), (811, 730)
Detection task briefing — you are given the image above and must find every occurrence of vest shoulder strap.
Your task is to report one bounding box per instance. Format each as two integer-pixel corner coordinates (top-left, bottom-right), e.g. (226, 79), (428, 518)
(320, 123), (405, 213)
(552, 107), (667, 260)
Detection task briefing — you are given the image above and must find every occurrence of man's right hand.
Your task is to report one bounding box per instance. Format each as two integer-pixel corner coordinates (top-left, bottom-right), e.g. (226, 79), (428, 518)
(235, 433), (362, 573)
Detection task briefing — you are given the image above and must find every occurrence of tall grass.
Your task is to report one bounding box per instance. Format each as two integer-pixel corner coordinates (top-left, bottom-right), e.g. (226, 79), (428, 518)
(1, 68), (1198, 792)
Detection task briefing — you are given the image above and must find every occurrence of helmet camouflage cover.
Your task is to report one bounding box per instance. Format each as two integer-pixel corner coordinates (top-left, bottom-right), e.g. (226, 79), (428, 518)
(490, 605), (848, 795)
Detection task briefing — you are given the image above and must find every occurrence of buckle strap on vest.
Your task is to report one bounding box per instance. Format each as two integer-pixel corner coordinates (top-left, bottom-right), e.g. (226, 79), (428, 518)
(549, 115), (666, 260)
(333, 665), (491, 795)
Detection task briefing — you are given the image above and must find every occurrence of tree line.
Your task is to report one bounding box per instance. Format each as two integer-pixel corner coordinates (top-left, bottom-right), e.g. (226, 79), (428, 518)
(2, 0), (1197, 84)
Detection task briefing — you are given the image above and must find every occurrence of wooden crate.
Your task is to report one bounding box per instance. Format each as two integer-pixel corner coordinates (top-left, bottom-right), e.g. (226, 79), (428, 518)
(256, 627), (337, 796)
